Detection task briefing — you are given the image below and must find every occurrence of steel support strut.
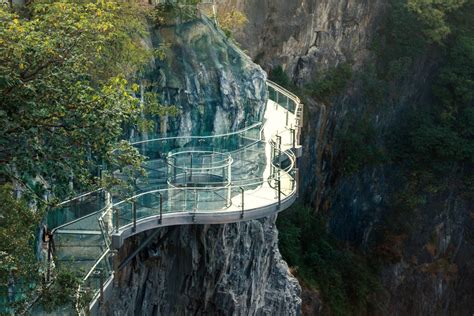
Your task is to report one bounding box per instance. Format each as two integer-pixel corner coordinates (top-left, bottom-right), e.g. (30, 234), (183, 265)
(240, 187), (244, 219)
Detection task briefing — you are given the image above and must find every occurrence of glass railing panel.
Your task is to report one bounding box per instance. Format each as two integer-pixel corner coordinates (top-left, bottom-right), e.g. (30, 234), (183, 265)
(54, 211), (103, 232)
(82, 251), (113, 304)
(197, 187), (228, 211)
(47, 190), (106, 229)
(114, 203), (133, 229)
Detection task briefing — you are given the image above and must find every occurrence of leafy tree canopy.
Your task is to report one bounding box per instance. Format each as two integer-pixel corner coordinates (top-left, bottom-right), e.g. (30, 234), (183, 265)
(407, 0), (467, 43)
(0, 0), (153, 202)
(0, 0), (168, 310)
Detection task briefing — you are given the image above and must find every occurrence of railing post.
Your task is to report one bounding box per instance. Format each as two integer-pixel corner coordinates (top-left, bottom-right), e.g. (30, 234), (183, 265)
(159, 192), (163, 224)
(240, 187), (244, 219)
(194, 189), (198, 212)
(173, 156), (177, 182)
(272, 140), (277, 177)
(295, 168), (300, 198)
(183, 169), (188, 211)
(290, 128), (296, 148)
(276, 135), (282, 176)
(97, 269), (104, 305)
(291, 170), (296, 192)
(192, 189), (197, 222)
(277, 133), (282, 207)
(277, 174), (281, 207)
(132, 200), (136, 233)
(227, 162), (232, 208)
(190, 153), (193, 180)
(114, 207), (119, 233)
(111, 249), (119, 288)
(46, 232), (52, 283)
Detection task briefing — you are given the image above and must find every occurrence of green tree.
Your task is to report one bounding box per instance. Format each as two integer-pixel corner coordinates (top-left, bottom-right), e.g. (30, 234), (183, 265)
(277, 205), (380, 316)
(0, 1), (151, 200)
(0, 0), (168, 310)
(0, 185), (40, 292)
(407, 0), (467, 43)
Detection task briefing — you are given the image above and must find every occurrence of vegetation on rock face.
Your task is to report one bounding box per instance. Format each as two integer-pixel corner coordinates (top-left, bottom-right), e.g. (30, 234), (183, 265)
(216, 9), (247, 39)
(277, 205), (380, 316)
(407, 0), (467, 43)
(0, 0), (151, 200)
(306, 63), (353, 103)
(0, 0), (168, 310)
(0, 185), (40, 291)
(275, 0), (473, 313)
(336, 118), (385, 175)
(386, 0), (474, 202)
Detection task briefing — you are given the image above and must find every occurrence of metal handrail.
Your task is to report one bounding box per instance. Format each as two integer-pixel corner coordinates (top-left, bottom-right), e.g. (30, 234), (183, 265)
(55, 188), (104, 207)
(130, 122), (262, 146)
(266, 80), (301, 106)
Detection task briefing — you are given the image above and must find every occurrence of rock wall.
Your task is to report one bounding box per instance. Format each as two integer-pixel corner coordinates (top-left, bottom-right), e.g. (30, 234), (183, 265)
(104, 216), (301, 315)
(141, 11), (267, 138)
(102, 7), (301, 316)
(216, 0), (384, 82)
(216, 0), (474, 315)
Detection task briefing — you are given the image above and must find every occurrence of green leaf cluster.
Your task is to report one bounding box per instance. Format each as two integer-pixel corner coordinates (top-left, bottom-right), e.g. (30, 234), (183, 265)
(407, 0), (467, 43)
(0, 1), (171, 310)
(0, 185), (41, 285)
(277, 205), (380, 316)
(306, 63), (353, 103)
(388, 1), (474, 195)
(0, 0), (152, 200)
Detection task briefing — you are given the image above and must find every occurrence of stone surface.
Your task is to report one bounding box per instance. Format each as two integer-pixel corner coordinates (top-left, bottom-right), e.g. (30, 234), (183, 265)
(102, 8), (301, 316)
(216, 0), (474, 315)
(216, 0), (384, 83)
(104, 216), (301, 315)
(141, 11), (267, 138)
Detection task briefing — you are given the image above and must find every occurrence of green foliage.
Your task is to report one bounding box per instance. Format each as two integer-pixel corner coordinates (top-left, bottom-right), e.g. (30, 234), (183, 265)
(357, 64), (390, 108)
(337, 119), (385, 175)
(0, 1), (171, 311)
(387, 2), (474, 195)
(39, 269), (82, 312)
(217, 10), (247, 39)
(306, 63), (352, 102)
(0, 1), (153, 200)
(277, 205), (380, 316)
(269, 66), (294, 90)
(151, 1), (201, 25)
(0, 185), (41, 293)
(407, 0), (467, 43)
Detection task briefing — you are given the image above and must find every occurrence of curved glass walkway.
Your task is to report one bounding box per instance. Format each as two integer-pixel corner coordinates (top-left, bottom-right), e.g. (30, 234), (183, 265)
(43, 80), (303, 313)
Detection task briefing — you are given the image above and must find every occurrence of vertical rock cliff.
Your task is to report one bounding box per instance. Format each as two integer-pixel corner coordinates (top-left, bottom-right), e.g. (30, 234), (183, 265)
(217, 0), (474, 315)
(105, 217), (301, 315)
(103, 7), (301, 315)
(138, 10), (267, 138)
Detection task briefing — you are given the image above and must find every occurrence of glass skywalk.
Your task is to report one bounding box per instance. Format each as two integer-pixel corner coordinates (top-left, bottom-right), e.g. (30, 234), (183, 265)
(43, 80), (303, 313)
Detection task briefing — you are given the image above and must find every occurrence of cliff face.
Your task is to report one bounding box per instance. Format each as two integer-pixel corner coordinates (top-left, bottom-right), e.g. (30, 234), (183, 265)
(104, 217), (301, 315)
(141, 12), (267, 138)
(216, 0), (384, 82)
(102, 8), (301, 316)
(218, 0), (474, 315)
